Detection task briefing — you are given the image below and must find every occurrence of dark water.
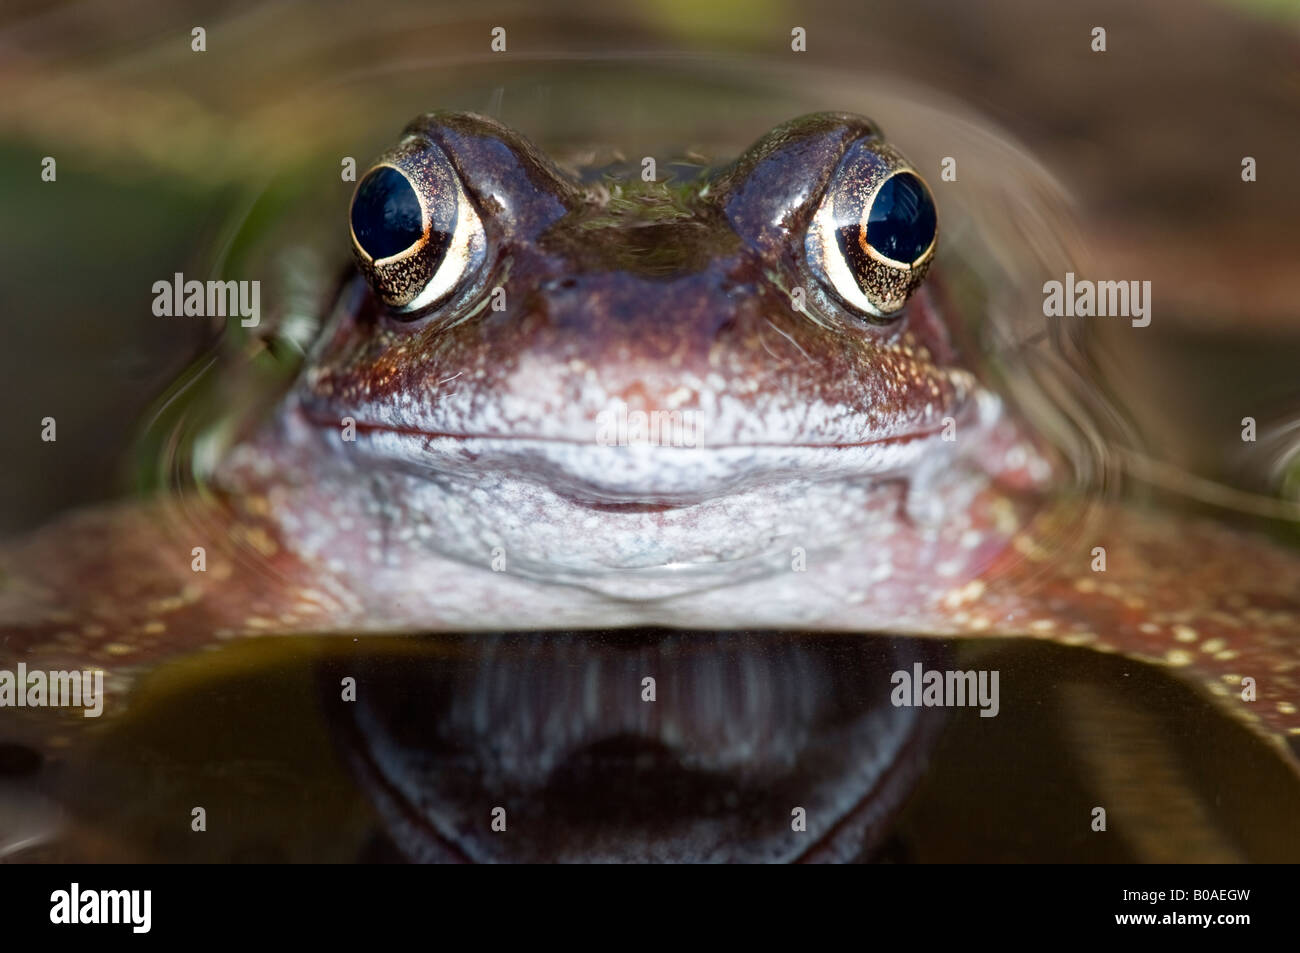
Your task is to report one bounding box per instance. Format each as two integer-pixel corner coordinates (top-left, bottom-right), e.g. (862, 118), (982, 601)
(9, 632), (1298, 862)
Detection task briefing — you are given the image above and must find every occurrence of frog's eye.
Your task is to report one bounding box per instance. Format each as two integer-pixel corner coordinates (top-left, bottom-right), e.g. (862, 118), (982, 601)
(349, 140), (486, 314)
(805, 137), (937, 319)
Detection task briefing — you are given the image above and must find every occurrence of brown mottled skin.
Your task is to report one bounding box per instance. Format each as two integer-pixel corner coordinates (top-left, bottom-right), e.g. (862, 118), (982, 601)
(2, 112), (1299, 779)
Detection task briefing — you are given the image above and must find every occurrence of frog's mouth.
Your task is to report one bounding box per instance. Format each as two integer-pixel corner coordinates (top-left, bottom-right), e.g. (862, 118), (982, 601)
(293, 358), (990, 504)
(269, 394), (999, 599)
(188, 372), (1023, 604)
(297, 400), (986, 505)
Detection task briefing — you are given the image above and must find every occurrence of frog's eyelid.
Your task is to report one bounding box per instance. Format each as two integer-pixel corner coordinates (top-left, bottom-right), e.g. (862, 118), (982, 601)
(397, 185), (485, 314)
(809, 204), (889, 317)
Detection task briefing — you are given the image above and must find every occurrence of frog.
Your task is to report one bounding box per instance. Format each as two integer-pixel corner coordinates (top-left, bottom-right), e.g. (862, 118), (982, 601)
(3, 112), (1299, 861)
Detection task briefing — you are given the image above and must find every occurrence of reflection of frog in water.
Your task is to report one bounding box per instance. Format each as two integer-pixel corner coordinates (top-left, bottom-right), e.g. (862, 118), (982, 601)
(3, 113), (1300, 860)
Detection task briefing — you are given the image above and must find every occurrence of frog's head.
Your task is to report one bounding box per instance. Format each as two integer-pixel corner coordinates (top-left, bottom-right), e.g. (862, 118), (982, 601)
(232, 112), (1011, 594)
(295, 112), (975, 504)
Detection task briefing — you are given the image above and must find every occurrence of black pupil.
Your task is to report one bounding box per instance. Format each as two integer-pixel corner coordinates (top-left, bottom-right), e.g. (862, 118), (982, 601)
(351, 167), (424, 260)
(866, 172), (936, 264)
